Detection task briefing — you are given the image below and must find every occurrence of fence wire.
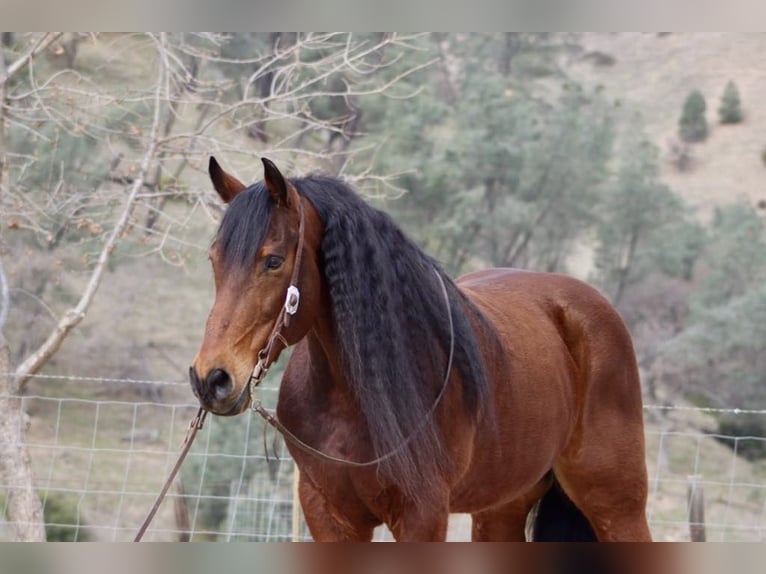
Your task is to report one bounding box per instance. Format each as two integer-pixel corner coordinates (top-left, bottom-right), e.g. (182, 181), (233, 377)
(1, 373), (766, 541)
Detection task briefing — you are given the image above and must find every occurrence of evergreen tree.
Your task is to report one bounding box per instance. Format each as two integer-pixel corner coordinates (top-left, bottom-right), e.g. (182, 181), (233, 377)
(718, 80), (743, 124)
(678, 90), (708, 142)
(594, 121), (698, 305)
(659, 202), (766, 456)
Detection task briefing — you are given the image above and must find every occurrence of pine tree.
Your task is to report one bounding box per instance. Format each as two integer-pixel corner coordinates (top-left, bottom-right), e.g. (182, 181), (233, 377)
(718, 80), (743, 124)
(679, 90), (708, 142)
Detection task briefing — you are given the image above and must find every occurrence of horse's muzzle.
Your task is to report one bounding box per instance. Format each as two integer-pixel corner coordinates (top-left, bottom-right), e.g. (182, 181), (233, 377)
(189, 365), (246, 415)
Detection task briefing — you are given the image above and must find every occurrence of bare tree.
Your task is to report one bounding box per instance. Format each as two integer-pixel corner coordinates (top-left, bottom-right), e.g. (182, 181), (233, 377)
(0, 32), (427, 540)
(0, 31), (167, 540)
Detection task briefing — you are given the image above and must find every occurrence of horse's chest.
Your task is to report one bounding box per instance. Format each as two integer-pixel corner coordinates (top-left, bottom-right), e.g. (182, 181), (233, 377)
(277, 385), (373, 471)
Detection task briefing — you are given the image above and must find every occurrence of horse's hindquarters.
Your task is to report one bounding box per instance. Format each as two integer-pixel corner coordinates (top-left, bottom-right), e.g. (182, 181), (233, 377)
(456, 269), (651, 541)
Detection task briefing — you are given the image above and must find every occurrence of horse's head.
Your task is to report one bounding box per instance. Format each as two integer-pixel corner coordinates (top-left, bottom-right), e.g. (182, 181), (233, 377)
(190, 157), (321, 415)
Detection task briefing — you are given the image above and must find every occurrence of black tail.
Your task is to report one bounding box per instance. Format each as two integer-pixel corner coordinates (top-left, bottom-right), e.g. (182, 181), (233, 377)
(532, 480), (597, 541)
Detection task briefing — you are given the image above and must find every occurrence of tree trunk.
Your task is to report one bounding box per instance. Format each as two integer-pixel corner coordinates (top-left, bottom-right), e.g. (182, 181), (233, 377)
(613, 226), (641, 306)
(432, 33), (458, 106)
(0, 334), (46, 541)
(498, 33), (519, 76)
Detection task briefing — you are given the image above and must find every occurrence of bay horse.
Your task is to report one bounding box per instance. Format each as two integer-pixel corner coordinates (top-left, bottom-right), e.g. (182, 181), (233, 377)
(190, 156), (652, 541)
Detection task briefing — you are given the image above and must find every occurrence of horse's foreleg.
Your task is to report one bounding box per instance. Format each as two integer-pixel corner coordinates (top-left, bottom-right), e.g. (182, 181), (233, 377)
(389, 500), (450, 541)
(471, 481), (551, 541)
(471, 506), (528, 542)
(298, 474), (377, 541)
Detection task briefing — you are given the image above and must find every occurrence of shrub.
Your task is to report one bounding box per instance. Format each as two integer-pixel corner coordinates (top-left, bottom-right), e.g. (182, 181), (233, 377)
(679, 90), (708, 143)
(667, 136), (693, 171)
(43, 493), (91, 541)
(715, 415), (766, 461)
(718, 80), (743, 124)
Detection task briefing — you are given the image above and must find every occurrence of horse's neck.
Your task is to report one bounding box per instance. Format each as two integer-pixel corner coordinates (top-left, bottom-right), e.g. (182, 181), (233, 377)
(305, 309), (348, 391)
(290, 284), (368, 429)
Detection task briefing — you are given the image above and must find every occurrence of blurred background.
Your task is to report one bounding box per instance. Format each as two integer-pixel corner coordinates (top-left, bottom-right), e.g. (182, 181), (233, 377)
(1, 32), (765, 541)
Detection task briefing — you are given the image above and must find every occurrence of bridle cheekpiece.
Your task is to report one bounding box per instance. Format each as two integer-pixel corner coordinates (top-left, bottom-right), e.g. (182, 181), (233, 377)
(248, 198), (306, 401)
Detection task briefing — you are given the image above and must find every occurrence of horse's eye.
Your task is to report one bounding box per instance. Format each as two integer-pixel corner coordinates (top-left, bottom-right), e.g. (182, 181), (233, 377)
(264, 255), (284, 270)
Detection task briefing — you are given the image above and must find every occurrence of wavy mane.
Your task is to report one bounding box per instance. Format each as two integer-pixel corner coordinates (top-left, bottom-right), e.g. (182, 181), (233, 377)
(217, 175), (498, 501)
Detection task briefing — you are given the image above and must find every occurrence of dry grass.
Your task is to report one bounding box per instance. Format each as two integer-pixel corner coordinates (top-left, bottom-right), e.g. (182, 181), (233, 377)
(645, 412), (766, 542)
(570, 32), (766, 218)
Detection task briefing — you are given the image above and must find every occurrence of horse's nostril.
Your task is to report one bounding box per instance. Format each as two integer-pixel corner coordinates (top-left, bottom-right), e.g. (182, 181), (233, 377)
(189, 366), (201, 393)
(206, 368), (233, 400)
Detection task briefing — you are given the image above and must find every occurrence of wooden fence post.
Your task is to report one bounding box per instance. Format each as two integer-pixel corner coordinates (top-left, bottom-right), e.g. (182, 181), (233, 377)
(174, 477), (191, 542)
(292, 466), (301, 541)
(687, 474), (706, 542)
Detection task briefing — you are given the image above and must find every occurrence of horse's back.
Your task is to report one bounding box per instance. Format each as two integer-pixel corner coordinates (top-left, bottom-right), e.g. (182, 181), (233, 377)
(457, 267), (637, 369)
(457, 267), (616, 317)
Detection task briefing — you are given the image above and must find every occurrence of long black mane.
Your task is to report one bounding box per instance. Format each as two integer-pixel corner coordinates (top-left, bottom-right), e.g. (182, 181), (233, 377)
(217, 175), (497, 502)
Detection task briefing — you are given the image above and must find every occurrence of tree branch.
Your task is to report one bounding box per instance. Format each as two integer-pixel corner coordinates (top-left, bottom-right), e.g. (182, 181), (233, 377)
(1, 33), (64, 204)
(0, 32), (63, 88)
(12, 33), (167, 393)
(0, 258), (8, 331)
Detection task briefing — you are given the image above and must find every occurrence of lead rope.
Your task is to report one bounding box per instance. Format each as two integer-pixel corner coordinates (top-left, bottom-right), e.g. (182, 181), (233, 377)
(250, 268), (455, 468)
(134, 408), (207, 541)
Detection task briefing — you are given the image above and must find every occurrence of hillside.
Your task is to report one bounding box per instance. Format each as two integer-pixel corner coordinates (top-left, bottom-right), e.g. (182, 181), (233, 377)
(19, 33), (766, 382)
(569, 32), (766, 218)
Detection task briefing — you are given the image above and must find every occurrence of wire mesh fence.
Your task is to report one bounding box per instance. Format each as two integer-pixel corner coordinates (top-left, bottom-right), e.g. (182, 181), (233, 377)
(1, 374), (766, 541)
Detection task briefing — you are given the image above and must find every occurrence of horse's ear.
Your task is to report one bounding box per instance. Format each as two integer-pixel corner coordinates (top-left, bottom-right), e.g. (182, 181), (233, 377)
(209, 156), (246, 204)
(261, 157), (291, 207)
